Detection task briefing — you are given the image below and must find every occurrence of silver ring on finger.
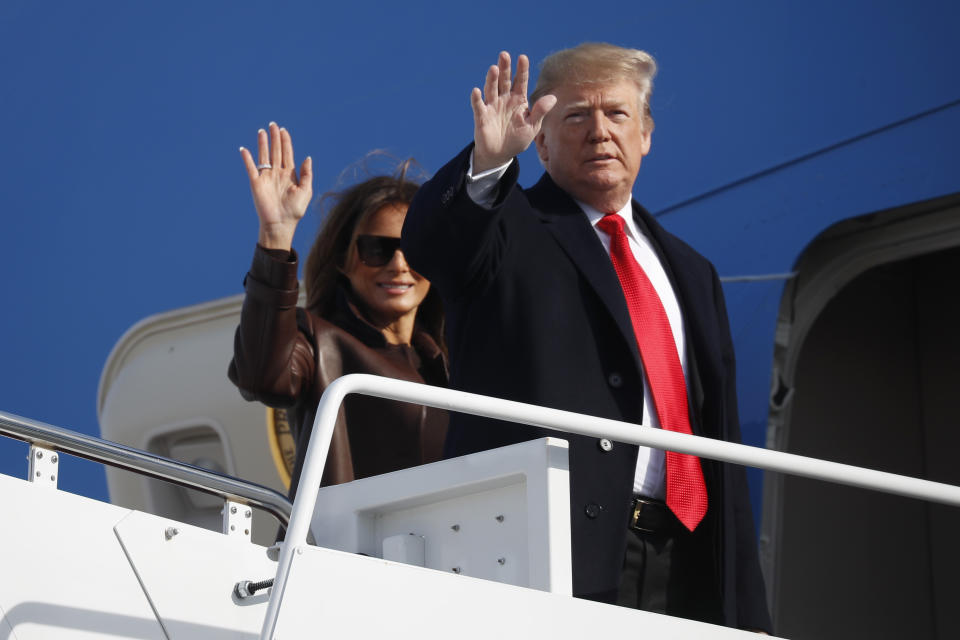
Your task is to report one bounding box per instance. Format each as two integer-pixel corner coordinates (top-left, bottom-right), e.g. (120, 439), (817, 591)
(257, 163), (273, 170)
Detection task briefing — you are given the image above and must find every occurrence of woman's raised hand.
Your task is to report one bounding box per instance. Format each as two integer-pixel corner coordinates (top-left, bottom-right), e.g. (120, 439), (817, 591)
(240, 122), (313, 251)
(470, 52), (557, 174)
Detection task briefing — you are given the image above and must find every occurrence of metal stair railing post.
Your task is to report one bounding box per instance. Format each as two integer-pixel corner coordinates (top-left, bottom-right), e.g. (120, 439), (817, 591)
(260, 373), (960, 638)
(0, 410), (292, 528)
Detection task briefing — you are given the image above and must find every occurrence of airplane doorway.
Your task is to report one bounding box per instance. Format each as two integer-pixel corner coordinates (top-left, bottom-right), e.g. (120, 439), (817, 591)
(762, 194), (960, 639)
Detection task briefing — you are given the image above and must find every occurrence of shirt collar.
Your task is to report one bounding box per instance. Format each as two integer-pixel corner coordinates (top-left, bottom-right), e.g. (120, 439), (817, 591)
(578, 198), (641, 243)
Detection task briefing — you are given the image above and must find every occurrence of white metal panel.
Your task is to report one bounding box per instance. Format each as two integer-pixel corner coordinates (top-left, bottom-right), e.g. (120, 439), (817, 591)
(382, 533), (425, 566)
(114, 509), (278, 639)
(271, 544), (776, 640)
(377, 476), (528, 585)
(309, 437), (572, 593)
(0, 474), (165, 639)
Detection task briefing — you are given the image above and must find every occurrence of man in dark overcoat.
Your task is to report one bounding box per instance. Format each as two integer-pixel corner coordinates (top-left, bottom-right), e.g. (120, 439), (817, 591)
(402, 43), (771, 633)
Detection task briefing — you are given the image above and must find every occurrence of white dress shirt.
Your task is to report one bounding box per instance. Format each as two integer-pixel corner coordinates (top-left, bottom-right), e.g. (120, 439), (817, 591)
(466, 156), (690, 498)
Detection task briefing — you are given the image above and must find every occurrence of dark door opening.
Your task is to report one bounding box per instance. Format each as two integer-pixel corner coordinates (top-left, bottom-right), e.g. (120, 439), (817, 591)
(773, 246), (960, 639)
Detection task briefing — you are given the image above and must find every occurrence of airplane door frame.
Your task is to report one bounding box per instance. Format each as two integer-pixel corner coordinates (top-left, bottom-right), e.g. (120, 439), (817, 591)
(761, 192), (960, 617)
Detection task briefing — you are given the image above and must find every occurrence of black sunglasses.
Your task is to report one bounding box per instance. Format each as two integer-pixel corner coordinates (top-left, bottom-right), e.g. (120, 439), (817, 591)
(356, 235), (403, 267)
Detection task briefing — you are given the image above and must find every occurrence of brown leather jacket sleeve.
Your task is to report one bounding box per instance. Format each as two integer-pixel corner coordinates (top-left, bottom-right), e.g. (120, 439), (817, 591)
(228, 244), (316, 408)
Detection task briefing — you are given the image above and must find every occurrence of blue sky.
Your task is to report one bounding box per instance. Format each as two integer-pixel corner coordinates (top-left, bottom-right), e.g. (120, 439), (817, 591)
(1, 0), (957, 501)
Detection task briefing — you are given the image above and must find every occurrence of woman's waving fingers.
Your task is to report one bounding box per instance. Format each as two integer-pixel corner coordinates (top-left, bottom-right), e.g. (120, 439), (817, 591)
(239, 122), (312, 250)
(256, 127), (270, 169)
(299, 155), (313, 191)
(269, 122), (282, 171)
(281, 127), (295, 172)
(240, 145), (259, 183)
(242, 122), (303, 181)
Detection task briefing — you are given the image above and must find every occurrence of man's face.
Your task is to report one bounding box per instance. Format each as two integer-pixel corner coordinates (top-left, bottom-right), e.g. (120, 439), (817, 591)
(535, 79), (651, 211)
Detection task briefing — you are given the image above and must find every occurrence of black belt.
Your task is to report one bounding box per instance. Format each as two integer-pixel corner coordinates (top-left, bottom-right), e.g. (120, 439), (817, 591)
(629, 496), (680, 535)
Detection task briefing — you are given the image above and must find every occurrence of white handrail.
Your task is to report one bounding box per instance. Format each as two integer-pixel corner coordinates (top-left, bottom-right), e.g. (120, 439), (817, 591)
(0, 409), (293, 526)
(261, 373), (960, 638)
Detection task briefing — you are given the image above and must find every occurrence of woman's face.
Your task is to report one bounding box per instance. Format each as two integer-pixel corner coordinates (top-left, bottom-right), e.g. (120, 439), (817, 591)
(342, 202), (431, 330)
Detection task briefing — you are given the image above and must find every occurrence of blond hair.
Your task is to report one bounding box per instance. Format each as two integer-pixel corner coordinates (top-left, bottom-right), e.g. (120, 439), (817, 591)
(531, 42), (657, 130)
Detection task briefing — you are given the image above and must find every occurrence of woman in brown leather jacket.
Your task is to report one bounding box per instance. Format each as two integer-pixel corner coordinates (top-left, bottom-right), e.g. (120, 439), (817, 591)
(229, 122), (447, 497)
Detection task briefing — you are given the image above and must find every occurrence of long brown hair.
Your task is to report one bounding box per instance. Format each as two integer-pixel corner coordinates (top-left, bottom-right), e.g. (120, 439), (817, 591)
(303, 158), (445, 352)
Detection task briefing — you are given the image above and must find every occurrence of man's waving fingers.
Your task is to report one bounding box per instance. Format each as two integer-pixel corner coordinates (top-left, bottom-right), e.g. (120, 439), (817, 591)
(513, 54), (530, 97)
(483, 63), (500, 105)
(497, 51), (511, 96)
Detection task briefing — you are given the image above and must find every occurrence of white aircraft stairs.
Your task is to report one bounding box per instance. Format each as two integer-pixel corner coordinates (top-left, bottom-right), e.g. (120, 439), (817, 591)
(2, 374), (959, 639)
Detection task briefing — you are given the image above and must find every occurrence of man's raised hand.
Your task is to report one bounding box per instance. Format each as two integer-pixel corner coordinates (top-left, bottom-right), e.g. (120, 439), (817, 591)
(240, 122), (313, 251)
(470, 52), (557, 173)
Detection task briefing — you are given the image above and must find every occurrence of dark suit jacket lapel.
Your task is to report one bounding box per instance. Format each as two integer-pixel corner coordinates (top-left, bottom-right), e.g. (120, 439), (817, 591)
(526, 175), (644, 375)
(526, 174), (711, 430)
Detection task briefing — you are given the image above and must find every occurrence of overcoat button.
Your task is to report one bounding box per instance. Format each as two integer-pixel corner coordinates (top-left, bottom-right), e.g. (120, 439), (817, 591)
(608, 373), (623, 388)
(598, 438), (613, 452)
(584, 503), (602, 519)
(440, 186), (456, 205)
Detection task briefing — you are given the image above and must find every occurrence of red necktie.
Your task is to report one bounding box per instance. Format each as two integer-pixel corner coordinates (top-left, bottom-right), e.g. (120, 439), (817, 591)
(596, 213), (707, 531)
